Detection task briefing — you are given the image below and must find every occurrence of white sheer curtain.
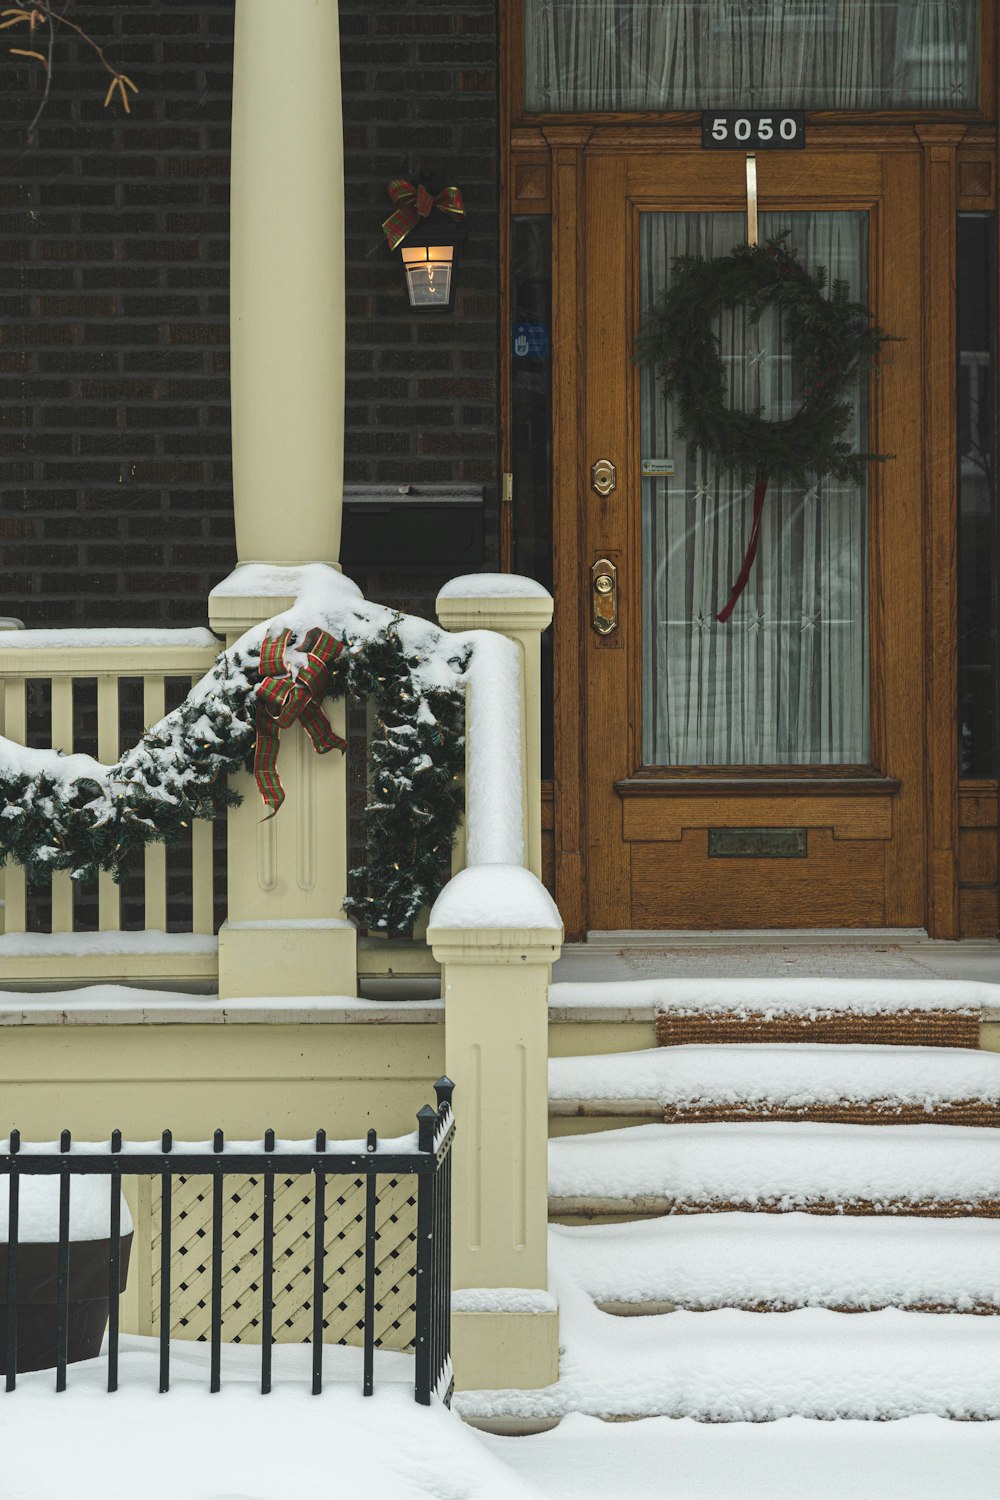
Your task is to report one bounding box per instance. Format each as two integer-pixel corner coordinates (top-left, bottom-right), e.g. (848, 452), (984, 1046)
(640, 212), (870, 766)
(525, 0), (979, 112)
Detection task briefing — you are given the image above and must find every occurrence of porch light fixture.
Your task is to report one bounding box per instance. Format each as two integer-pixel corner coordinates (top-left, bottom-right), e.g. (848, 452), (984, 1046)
(400, 222), (459, 312)
(382, 177), (466, 314)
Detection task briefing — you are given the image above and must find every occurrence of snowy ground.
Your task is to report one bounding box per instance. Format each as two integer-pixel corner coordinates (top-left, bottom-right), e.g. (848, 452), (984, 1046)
(5, 1331), (1000, 1498)
(481, 1413), (1000, 1500)
(0, 1337), (535, 1500)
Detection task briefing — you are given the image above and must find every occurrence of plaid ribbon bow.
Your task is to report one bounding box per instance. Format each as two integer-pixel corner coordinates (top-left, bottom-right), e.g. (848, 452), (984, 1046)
(382, 179), (465, 253)
(254, 628), (346, 816)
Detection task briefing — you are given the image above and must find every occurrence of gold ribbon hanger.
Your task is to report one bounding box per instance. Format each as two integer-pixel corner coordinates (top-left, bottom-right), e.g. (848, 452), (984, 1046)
(746, 153), (758, 246)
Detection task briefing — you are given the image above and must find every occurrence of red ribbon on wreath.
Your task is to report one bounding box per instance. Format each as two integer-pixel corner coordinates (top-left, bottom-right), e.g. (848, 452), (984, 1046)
(716, 472), (769, 623)
(382, 179), (465, 253)
(254, 628), (346, 817)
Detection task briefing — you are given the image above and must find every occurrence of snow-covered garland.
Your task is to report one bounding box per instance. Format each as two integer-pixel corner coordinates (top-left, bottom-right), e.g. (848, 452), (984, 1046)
(0, 585), (468, 935)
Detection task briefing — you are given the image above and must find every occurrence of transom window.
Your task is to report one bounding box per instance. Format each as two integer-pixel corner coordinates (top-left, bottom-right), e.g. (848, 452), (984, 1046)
(524, 0), (981, 113)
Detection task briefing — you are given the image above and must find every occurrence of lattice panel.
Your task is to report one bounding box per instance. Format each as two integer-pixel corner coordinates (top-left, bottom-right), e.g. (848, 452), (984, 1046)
(149, 1173), (417, 1352)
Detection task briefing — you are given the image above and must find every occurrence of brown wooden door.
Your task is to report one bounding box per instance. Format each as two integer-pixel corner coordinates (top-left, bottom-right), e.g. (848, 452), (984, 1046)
(579, 143), (927, 932)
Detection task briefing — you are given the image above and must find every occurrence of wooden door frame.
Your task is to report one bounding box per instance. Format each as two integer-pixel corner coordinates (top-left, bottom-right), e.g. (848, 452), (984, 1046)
(501, 12), (1000, 937)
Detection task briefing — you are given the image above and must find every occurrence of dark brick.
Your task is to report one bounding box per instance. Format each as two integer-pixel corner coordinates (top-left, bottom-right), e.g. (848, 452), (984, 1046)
(2, 0), (498, 629)
(127, 461), (207, 484)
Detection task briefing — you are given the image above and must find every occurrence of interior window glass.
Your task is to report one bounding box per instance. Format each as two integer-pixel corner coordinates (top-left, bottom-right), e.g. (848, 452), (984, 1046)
(525, 1), (980, 113)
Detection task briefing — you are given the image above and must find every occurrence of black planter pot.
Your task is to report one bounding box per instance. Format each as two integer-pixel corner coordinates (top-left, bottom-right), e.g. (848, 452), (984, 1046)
(0, 1234), (133, 1374)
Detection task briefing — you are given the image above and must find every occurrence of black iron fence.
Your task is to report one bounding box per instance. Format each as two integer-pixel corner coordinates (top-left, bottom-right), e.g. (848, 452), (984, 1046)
(1, 1078), (454, 1407)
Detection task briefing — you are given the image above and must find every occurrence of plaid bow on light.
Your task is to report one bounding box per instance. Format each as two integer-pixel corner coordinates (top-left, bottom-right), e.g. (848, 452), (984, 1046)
(254, 628), (346, 817)
(382, 178), (465, 253)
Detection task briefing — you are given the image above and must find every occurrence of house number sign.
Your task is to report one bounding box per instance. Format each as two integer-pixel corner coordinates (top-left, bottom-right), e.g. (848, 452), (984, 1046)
(701, 110), (805, 150)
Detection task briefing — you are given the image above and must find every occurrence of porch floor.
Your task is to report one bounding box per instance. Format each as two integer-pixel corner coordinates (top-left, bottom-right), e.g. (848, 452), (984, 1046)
(553, 934), (1000, 986)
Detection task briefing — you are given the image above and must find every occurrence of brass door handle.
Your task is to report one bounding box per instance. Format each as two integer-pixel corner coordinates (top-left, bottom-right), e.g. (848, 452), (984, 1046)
(591, 558), (618, 634)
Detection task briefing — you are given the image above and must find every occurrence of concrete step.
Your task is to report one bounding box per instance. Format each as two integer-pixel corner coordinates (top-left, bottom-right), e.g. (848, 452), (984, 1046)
(549, 977), (985, 1050)
(548, 1043), (1000, 1127)
(548, 1120), (1000, 1222)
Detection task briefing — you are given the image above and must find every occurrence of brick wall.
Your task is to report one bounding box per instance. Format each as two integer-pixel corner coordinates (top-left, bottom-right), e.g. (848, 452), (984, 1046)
(0, 1), (237, 628)
(0, 1), (499, 628)
(340, 0), (500, 614)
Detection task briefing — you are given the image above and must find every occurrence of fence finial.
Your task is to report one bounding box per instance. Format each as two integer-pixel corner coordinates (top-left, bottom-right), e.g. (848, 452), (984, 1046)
(434, 1077), (455, 1112)
(417, 1104), (436, 1152)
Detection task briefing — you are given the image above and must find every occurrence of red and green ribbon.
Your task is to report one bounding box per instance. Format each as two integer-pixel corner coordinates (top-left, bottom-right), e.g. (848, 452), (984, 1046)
(254, 628), (346, 816)
(382, 179), (465, 253)
(716, 472), (769, 623)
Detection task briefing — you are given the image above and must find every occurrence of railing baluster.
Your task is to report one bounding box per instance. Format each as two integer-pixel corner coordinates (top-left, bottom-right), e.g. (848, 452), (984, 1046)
(55, 1129), (71, 1392)
(96, 674), (121, 933)
(435, 1078), (455, 1405)
(311, 1129), (326, 1396)
(414, 1105), (436, 1406)
(442, 1135), (453, 1404)
(107, 1129), (122, 1393)
(159, 1130), (172, 1394)
(261, 1128), (275, 1396)
(434, 1146), (440, 1392)
(210, 1128), (224, 1394)
(363, 1128), (377, 1398)
(5, 1129), (20, 1391)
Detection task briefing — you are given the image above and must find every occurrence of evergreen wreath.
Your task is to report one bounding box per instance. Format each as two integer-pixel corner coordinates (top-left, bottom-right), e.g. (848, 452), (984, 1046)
(0, 620), (467, 936)
(635, 235), (895, 620)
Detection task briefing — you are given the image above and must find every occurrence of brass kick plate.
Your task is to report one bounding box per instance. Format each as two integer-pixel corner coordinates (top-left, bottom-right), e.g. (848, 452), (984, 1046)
(591, 558), (618, 635)
(591, 458), (616, 497)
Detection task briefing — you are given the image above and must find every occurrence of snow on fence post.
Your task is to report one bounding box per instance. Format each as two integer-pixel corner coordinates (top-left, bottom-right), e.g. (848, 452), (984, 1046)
(436, 577), (553, 881)
(429, 578), (562, 1391)
(209, 571), (357, 999)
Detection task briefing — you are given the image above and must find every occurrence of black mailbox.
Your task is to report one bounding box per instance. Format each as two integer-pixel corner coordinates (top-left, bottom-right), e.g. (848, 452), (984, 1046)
(341, 484), (484, 570)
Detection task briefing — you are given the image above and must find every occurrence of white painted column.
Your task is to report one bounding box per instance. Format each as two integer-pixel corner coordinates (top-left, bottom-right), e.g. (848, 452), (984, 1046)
(215, 1), (354, 998)
(230, 0), (345, 564)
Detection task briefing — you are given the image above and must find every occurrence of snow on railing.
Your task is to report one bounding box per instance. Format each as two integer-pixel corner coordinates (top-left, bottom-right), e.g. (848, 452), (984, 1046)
(430, 574), (561, 934)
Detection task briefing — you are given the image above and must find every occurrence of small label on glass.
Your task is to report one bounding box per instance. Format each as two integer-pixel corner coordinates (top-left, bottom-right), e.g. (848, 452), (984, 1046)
(642, 458), (675, 477)
(513, 323), (549, 359)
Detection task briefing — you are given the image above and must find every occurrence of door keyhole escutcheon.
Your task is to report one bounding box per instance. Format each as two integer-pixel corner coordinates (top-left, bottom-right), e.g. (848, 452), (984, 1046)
(591, 558), (618, 635)
(591, 458), (616, 497)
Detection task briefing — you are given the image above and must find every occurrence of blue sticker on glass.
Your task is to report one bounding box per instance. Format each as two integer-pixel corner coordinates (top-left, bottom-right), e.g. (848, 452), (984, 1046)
(513, 323), (549, 359)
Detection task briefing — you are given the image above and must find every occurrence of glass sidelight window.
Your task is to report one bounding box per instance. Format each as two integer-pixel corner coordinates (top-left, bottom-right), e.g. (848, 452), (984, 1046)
(510, 216), (555, 777)
(640, 211), (870, 767)
(957, 213), (997, 778)
(525, 0), (980, 113)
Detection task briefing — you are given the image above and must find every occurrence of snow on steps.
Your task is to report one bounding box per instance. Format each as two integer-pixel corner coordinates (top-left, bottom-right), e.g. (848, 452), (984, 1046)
(549, 1213), (1000, 1314)
(454, 1291), (1000, 1423)
(548, 1120), (1000, 1220)
(550, 977), (985, 1049)
(548, 1043), (1000, 1126)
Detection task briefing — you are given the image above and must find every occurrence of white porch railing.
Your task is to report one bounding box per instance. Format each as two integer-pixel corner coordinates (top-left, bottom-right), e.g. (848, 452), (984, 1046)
(0, 574), (561, 1393)
(0, 631), (221, 985)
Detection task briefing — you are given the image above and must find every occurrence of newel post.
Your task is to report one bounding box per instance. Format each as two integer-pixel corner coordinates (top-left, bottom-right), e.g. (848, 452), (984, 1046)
(209, 0), (354, 999)
(428, 878), (562, 1392)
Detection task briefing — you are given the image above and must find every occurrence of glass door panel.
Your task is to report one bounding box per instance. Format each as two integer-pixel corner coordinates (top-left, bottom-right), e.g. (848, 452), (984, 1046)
(639, 210), (870, 765)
